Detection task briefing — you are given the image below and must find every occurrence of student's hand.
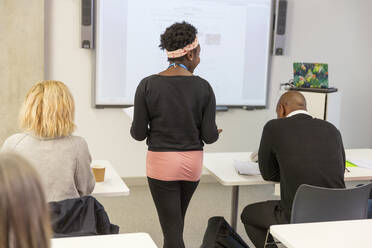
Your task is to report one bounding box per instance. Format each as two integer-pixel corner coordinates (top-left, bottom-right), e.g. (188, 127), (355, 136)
(218, 129), (223, 134)
(250, 151), (259, 162)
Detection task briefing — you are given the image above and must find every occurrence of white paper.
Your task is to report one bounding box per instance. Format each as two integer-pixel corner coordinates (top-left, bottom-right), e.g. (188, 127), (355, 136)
(347, 158), (372, 170)
(233, 160), (261, 175)
(123, 107), (134, 120)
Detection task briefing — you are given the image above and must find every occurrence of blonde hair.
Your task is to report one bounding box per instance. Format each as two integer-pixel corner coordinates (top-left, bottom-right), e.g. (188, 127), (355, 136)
(0, 153), (51, 248)
(20, 80), (75, 138)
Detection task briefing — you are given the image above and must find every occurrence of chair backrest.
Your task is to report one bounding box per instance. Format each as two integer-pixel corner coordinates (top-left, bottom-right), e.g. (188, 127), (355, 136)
(291, 183), (372, 224)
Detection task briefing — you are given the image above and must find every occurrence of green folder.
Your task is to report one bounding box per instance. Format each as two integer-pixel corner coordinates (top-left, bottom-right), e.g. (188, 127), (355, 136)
(346, 161), (358, 167)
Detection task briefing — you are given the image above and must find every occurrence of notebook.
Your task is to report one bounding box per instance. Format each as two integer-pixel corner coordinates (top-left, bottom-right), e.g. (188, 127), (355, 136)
(346, 158), (372, 170)
(233, 160), (261, 175)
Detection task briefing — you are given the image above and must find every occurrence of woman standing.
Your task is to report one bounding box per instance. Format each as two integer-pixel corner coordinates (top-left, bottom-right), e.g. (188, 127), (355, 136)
(131, 22), (221, 248)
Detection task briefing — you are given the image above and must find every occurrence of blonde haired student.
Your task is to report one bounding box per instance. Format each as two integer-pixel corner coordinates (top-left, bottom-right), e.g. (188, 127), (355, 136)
(0, 152), (51, 248)
(1, 80), (95, 202)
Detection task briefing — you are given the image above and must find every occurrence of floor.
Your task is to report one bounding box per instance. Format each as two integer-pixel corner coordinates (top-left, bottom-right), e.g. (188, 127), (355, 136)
(96, 177), (279, 248)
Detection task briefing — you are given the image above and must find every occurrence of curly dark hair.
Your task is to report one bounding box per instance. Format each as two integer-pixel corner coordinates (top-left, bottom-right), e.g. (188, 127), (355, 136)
(159, 21), (198, 62)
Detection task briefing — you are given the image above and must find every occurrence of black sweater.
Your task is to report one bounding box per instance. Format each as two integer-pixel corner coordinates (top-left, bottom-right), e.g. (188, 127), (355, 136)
(130, 75), (219, 151)
(258, 114), (346, 219)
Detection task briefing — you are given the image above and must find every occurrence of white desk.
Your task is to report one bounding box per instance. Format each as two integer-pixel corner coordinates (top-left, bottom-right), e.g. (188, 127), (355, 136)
(270, 219), (372, 248)
(204, 149), (372, 230)
(52, 233), (158, 248)
(346, 149), (372, 160)
(91, 160), (130, 197)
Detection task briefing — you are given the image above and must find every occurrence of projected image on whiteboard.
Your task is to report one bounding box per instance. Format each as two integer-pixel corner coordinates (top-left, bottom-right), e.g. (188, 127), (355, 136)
(96, 0), (273, 106)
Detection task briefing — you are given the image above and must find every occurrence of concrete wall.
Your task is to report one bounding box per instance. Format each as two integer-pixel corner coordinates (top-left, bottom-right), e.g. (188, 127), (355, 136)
(42, 0), (372, 177)
(0, 0), (44, 143)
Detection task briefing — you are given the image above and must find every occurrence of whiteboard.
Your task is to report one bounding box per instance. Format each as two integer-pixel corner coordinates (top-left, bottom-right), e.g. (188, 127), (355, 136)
(96, 0), (273, 107)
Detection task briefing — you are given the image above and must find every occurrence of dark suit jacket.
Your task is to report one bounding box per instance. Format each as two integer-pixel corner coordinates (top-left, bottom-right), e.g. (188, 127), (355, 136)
(49, 196), (119, 238)
(258, 113), (346, 219)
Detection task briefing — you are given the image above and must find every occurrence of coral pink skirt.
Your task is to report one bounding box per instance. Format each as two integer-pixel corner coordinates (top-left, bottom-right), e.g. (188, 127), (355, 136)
(146, 151), (203, 181)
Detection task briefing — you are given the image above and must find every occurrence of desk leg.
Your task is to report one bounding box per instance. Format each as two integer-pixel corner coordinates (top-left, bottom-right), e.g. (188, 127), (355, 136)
(231, 185), (239, 231)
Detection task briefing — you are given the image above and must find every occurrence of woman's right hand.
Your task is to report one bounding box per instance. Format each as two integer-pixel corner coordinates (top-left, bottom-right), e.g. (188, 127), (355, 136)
(218, 129), (223, 134)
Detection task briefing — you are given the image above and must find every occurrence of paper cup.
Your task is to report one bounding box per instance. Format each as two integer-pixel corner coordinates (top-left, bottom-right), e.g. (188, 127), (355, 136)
(92, 165), (106, 182)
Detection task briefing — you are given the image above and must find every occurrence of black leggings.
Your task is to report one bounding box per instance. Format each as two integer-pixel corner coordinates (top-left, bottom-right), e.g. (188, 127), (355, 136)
(148, 177), (199, 248)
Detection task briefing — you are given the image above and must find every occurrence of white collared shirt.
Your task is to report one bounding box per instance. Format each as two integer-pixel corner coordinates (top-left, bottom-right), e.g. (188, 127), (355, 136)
(286, 110), (312, 118)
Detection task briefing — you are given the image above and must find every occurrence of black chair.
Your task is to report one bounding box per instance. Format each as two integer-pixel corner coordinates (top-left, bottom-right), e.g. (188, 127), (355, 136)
(264, 183), (372, 247)
(291, 183), (372, 223)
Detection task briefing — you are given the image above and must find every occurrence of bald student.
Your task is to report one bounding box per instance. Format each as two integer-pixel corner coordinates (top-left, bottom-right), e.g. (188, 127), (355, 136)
(241, 91), (346, 248)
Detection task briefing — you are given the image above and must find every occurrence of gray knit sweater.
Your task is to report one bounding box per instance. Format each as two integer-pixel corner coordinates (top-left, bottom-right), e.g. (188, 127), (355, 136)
(1, 133), (95, 202)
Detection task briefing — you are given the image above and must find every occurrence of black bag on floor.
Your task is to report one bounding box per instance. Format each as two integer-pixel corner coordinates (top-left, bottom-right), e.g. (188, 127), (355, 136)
(201, 216), (249, 248)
